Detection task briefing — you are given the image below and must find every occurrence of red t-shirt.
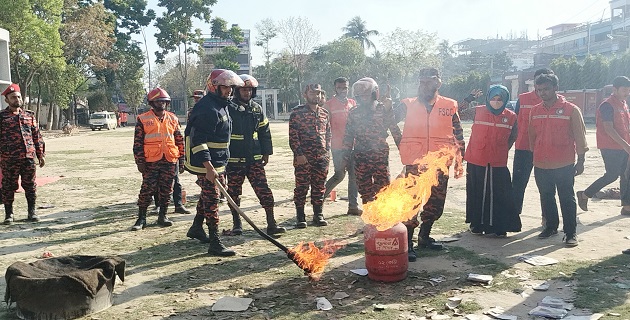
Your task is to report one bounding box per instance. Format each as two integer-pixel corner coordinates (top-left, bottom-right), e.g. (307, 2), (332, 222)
(324, 96), (356, 150)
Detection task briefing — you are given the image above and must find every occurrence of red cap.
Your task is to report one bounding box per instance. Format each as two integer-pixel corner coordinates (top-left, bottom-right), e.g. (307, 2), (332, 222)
(2, 83), (20, 97)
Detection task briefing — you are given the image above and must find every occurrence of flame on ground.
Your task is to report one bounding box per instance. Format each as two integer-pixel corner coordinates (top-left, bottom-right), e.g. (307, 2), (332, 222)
(362, 146), (462, 231)
(287, 241), (343, 281)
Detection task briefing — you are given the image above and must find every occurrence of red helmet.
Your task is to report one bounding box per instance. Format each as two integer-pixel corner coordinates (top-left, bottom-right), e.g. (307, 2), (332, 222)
(147, 87), (171, 102)
(206, 69), (244, 96)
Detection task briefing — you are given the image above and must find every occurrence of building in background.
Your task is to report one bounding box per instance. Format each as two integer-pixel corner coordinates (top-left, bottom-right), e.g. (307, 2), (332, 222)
(455, 37), (538, 71)
(0, 28), (11, 109)
(538, 0), (630, 57)
(202, 25), (252, 75)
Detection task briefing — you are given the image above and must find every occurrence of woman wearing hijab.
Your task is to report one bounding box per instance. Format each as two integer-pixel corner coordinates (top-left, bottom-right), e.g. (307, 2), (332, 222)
(464, 85), (521, 237)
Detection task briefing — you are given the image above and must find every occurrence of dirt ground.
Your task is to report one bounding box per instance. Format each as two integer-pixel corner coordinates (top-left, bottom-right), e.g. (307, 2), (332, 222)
(1, 122), (629, 319)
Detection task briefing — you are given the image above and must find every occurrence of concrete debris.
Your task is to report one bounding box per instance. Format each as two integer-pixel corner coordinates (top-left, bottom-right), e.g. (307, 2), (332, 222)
(211, 297), (253, 312)
(315, 297), (333, 311)
(518, 255), (559, 266)
(467, 274), (493, 284)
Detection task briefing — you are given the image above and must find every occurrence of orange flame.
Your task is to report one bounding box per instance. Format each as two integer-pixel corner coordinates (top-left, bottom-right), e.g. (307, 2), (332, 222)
(362, 146), (462, 231)
(288, 241), (343, 281)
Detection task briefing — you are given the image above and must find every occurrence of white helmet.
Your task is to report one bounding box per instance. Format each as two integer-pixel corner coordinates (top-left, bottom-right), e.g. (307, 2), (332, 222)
(352, 77), (379, 101)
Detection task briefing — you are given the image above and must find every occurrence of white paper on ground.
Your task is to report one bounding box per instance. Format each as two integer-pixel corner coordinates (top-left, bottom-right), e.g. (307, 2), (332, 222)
(467, 273), (493, 284)
(315, 297), (333, 311)
(211, 297), (253, 312)
(350, 269), (368, 276)
(518, 255), (559, 266)
(528, 306), (568, 319)
(332, 292), (349, 300)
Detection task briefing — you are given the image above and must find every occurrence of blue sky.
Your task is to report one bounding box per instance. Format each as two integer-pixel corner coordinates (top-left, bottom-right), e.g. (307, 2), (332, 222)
(133, 0), (611, 67)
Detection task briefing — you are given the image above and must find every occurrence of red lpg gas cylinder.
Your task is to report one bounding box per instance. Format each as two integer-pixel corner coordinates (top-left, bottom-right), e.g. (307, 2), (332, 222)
(364, 222), (408, 282)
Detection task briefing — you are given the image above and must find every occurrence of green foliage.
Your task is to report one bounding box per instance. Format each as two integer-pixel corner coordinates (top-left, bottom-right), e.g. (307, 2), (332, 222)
(87, 90), (116, 111)
(342, 16), (379, 51)
(210, 17), (243, 44)
(211, 46), (240, 71)
(441, 71), (491, 116)
(154, 0), (215, 64)
(306, 38), (366, 93)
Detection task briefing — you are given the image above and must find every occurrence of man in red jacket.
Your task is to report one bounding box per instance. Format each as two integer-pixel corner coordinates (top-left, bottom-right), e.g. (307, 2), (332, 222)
(529, 73), (588, 247)
(577, 76), (630, 215)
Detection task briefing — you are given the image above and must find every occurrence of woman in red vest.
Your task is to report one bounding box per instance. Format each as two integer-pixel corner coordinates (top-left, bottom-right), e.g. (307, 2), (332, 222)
(465, 85), (520, 237)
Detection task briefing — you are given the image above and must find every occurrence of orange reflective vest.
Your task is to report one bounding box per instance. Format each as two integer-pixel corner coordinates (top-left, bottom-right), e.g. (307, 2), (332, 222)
(399, 96), (457, 165)
(514, 91), (541, 151)
(596, 95), (630, 150)
(464, 106), (516, 167)
(138, 110), (181, 163)
(529, 98), (576, 165)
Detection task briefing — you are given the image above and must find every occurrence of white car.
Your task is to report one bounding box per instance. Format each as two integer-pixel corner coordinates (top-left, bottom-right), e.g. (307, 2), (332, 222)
(89, 112), (117, 131)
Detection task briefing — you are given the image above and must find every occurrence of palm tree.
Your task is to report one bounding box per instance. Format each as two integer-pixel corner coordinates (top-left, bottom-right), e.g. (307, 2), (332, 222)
(342, 16), (379, 51)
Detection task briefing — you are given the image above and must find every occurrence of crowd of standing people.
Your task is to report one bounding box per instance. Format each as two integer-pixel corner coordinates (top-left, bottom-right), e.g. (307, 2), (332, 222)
(4, 64), (630, 258)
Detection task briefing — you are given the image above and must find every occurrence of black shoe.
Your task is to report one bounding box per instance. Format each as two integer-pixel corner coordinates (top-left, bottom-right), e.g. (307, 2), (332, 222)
(131, 218), (146, 231)
(564, 234), (578, 247)
(408, 246), (417, 262)
(3, 215), (13, 225)
(157, 206), (173, 227)
(538, 228), (558, 239)
(418, 237), (443, 250)
(4, 203), (13, 225)
(622, 249), (630, 255)
(295, 207), (307, 229)
(131, 207), (148, 231)
(174, 206), (192, 214)
(313, 213), (328, 226)
(576, 191), (588, 211)
(187, 214), (210, 243)
(208, 229), (236, 257)
(495, 232), (507, 238)
(347, 208), (363, 216)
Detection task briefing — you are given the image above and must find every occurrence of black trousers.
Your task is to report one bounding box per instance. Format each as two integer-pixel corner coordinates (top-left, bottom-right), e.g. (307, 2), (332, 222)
(534, 165), (577, 235)
(584, 149), (629, 205)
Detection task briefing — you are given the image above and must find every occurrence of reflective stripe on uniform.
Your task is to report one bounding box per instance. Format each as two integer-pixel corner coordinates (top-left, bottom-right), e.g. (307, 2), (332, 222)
(208, 142), (229, 148)
(192, 143), (208, 154)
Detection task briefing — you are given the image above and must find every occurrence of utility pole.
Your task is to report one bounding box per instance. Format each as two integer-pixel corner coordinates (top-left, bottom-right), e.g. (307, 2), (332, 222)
(141, 27), (152, 90)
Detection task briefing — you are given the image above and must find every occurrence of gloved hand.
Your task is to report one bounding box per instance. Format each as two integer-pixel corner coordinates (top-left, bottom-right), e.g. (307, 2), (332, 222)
(137, 163), (146, 174)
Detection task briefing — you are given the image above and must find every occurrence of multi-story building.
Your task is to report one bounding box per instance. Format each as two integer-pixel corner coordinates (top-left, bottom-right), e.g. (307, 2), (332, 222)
(538, 0), (630, 57)
(202, 25), (252, 75)
(455, 37), (538, 71)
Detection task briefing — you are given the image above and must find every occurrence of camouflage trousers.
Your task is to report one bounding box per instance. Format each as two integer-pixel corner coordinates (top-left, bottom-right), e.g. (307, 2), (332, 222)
(196, 173), (226, 228)
(1, 158), (37, 204)
(354, 150), (390, 204)
(227, 161), (274, 210)
(137, 159), (176, 208)
(294, 156), (329, 207)
(403, 165), (449, 228)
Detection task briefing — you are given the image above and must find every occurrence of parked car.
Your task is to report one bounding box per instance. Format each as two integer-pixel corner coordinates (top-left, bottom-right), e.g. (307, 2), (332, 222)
(89, 111), (117, 131)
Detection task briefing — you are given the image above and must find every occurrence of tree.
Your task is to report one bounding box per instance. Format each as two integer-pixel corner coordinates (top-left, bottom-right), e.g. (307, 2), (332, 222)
(582, 54), (609, 89)
(210, 46), (240, 71)
(0, 0), (66, 95)
(277, 17), (320, 101)
(154, 0), (216, 110)
(204, 17), (244, 73)
(550, 56), (582, 90)
(379, 28), (440, 96)
(342, 16), (379, 52)
(60, 2), (116, 74)
(254, 52), (299, 112)
(306, 38), (366, 93)
(255, 18), (278, 85)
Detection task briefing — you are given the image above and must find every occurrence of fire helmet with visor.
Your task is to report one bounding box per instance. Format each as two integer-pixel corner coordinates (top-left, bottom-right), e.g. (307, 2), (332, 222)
(147, 87), (171, 103)
(352, 77), (379, 101)
(235, 74), (259, 101)
(206, 69), (244, 98)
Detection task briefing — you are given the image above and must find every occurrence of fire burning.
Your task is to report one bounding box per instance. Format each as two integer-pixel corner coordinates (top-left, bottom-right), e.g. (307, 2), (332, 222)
(362, 146), (462, 231)
(287, 241), (343, 281)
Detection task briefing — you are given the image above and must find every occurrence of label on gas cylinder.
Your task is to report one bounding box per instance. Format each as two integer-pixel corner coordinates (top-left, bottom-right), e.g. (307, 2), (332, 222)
(375, 237), (400, 251)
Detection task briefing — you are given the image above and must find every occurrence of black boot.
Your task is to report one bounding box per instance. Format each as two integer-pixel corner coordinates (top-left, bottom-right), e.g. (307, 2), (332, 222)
(295, 207), (307, 229)
(407, 227), (417, 262)
(174, 206), (192, 214)
(3, 203), (14, 225)
(187, 214), (210, 243)
(265, 207), (286, 235)
(418, 221), (443, 250)
(157, 206), (173, 227)
(131, 207), (147, 231)
(313, 205), (327, 226)
(207, 224), (236, 256)
(228, 197), (243, 235)
(26, 196), (39, 222)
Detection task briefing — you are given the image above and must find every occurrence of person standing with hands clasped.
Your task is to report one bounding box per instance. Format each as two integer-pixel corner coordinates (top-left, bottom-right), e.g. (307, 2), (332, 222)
(465, 85), (520, 237)
(529, 73), (588, 247)
(132, 88), (184, 231)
